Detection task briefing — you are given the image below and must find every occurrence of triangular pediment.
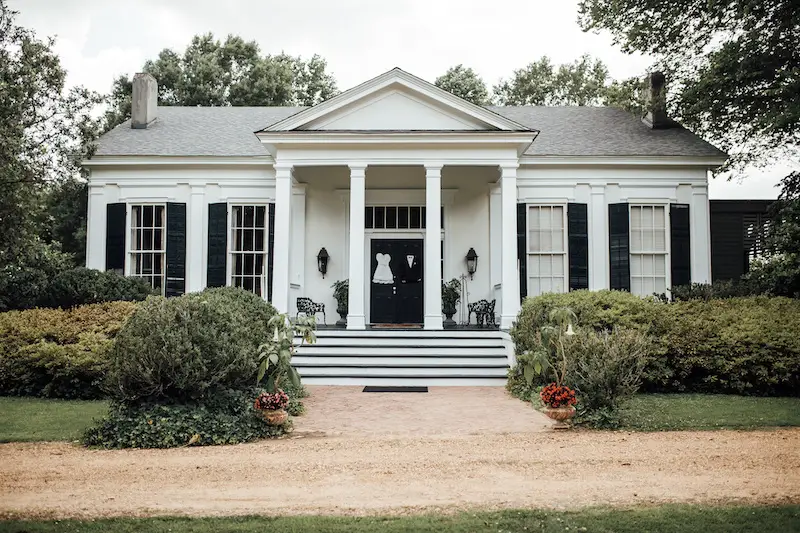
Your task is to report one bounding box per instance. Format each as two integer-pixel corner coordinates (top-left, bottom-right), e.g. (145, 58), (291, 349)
(263, 68), (530, 132)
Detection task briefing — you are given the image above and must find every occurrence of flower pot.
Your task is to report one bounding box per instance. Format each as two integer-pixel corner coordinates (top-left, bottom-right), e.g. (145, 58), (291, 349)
(543, 406), (576, 422)
(258, 408), (288, 426)
(336, 305), (347, 327)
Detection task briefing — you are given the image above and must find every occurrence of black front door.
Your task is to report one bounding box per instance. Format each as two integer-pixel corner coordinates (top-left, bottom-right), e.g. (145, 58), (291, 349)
(370, 239), (424, 324)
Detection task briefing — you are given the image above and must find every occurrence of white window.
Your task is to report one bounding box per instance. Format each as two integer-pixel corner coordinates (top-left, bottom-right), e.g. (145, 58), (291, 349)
(630, 205), (668, 296)
(527, 205), (567, 296)
(130, 204), (166, 293)
(230, 205), (268, 296)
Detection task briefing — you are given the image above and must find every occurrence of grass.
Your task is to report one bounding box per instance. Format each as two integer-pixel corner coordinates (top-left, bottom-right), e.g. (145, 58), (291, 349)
(619, 394), (800, 431)
(0, 397), (108, 443)
(0, 505), (798, 532)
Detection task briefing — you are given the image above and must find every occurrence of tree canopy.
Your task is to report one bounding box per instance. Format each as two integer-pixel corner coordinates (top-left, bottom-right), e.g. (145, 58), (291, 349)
(104, 33), (339, 131)
(434, 64), (490, 105)
(0, 0), (101, 264)
(578, 0), (800, 172)
(493, 55), (613, 106)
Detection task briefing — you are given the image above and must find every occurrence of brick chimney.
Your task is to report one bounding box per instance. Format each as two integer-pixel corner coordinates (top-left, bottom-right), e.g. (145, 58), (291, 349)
(131, 73), (157, 129)
(642, 71), (674, 129)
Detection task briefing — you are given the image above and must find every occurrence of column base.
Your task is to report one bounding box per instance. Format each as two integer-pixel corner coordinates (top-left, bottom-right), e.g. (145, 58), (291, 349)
(499, 314), (516, 330)
(424, 315), (444, 330)
(346, 314), (366, 330)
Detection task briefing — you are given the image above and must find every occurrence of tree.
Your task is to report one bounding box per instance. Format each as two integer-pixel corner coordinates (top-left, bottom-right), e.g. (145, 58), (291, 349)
(494, 55), (611, 106)
(104, 33), (339, 131)
(434, 65), (490, 105)
(577, 0), (800, 172)
(37, 179), (88, 265)
(0, 1), (102, 264)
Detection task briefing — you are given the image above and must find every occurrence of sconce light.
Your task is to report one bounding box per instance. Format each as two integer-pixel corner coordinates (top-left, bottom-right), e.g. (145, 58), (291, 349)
(465, 247), (478, 280)
(317, 247), (330, 278)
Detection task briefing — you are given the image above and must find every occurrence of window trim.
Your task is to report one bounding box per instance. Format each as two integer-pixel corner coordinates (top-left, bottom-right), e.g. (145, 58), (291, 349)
(629, 202), (672, 296)
(227, 203), (270, 297)
(525, 203), (569, 297)
(126, 202), (167, 295)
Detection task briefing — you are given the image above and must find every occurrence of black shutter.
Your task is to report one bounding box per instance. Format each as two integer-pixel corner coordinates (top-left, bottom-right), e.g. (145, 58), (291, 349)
(165, 202), (186, 297)
(267, 203), (275, 302)
(105, 203), (126, 273)
(517, 203), (527, 300)
(206, 203), (227, 288)
(568, 203), (589, 290)
(609, 203), (630, 291)
(670, 203), (691, 288)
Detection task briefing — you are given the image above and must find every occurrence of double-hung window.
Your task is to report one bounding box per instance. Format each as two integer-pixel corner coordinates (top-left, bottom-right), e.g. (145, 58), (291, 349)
(630, 205), (668, 295)
(527, 205), (567, 296)
(230, 205), (268, 296)
(130, 204), (166, 293)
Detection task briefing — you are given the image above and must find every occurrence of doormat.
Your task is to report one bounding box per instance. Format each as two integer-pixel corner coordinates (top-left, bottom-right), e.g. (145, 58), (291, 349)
(370, 324), (423, 329)
(363, 386), (428, 393)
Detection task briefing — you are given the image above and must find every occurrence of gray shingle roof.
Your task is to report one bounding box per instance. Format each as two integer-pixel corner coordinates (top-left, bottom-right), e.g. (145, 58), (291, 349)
(489, 106), (725, 157)
(94, 104), (725, 159)
(95, 106), (304, 157)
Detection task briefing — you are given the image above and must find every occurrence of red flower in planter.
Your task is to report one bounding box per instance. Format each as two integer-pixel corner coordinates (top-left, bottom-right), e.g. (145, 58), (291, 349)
(540, 383), (577, 408)
(254, 389), (289, 411)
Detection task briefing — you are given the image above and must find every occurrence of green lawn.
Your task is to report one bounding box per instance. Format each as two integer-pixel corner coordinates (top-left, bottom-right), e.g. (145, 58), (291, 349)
(619, 394), (800, 431)
(1, 505), (798, 532)
(0, 397), (108, 443)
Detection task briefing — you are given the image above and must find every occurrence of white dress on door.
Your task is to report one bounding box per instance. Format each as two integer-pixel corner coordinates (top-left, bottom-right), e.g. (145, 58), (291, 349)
(372, 253), (394, 284)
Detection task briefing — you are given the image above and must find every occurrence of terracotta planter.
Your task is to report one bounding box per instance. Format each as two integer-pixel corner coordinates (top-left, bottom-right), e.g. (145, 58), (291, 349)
(258, 408), (288, 426)
(543, 406), (576, 422)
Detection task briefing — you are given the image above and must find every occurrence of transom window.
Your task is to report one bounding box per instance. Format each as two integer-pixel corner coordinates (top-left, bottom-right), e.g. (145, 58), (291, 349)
(365, 206), (444, 230)
(527, 205), (567, 296)
(130, 204), (166, 293)
(630, 205), (668, 296)
(230, 205), (268, 296)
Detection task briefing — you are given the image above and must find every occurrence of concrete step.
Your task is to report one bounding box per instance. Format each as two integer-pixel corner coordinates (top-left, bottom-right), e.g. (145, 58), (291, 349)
(300, 336), (504, 347)
(293, 356), (507, 367)
(301, 376), (508, 386)
(308, 329), (505, 339)
(295, 345), (506, 357)
(297, 365), (509, 377)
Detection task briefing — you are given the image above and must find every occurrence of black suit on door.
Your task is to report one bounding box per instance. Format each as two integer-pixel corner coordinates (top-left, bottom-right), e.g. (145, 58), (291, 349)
(370, 239), (423, 324)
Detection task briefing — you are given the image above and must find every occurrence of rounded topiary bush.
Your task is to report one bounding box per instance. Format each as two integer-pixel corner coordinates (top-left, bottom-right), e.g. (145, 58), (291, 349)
(40, 268), (155, 309)
(107, 286), (277, 403)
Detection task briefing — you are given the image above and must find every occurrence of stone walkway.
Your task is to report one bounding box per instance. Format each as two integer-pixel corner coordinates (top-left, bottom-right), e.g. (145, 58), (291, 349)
(296, 386), (555, 437)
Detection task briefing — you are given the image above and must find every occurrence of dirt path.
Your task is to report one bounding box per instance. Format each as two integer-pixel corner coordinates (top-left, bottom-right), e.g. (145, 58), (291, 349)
(1, 429), (799, 519)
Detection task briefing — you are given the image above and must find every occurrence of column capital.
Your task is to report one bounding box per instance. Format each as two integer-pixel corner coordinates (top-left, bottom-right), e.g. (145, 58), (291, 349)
(274, 163), (294, 178)
(498, 163), (519, 179)
(424, 163), (444, 176)
(348, 163), (367, 177)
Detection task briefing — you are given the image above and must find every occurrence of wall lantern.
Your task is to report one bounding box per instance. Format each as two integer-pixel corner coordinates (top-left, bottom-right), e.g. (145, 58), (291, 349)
(317, 247), (330, 278)
(465, 247), (478, 280)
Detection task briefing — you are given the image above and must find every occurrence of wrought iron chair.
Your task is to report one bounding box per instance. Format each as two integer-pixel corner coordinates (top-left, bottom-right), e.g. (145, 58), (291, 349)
(468, 299), (497, 327)
(296, 297), (326, 325)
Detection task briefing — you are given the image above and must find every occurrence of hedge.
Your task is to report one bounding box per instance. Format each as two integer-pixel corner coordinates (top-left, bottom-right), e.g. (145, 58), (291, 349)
(510, 291), (800, 396)
(0, 302), (138, 399)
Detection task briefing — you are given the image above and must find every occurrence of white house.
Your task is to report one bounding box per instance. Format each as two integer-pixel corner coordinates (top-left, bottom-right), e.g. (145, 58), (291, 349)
(83, 68), (726, 385)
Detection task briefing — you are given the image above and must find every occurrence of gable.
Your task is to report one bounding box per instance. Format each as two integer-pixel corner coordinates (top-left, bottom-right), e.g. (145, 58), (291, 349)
(264, 68), (530, 132)
(301, 87), (489, 131)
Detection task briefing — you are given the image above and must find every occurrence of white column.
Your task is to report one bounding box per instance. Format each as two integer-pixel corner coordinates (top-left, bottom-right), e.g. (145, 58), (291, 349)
(489, 185), (502, 300)
(424, 164), (443, 330)
(691, 184), (712, 283)
(272, 164), (293, 313)
(86, 183), (106, 269)
(347, 165), (367, 329)
(500, 164), (520, 329)
(589, 184), (608, 290)
(187, 185), (205, 292)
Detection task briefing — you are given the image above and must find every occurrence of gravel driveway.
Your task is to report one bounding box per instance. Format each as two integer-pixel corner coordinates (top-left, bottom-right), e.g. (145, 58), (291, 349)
(1, 387), (798, 519)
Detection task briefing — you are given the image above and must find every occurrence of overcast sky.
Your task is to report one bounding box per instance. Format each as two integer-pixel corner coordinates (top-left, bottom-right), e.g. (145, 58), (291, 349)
(11, 0), (796, 198)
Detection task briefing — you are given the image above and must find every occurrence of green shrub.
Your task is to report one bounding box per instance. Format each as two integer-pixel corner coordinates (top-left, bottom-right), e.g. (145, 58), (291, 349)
(39, 268), (155, 309)
(567, 328), (651, 419)
(647, 297), (800, 395)
(670, 280), (762, 301)
(107, 287), (277, 403)
(744, 254), (800, 298)
(0, 241), (73, 311)
(0, 302), (137, 399)
(510, 291), (800, 398)
(82, 389), (287, 448)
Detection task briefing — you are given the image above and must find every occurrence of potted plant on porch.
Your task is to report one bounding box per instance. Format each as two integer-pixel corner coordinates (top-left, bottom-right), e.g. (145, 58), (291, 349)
(441, 278), (461, 327)
(254, 314), (316, 426)
(332, 279), (348, 327)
